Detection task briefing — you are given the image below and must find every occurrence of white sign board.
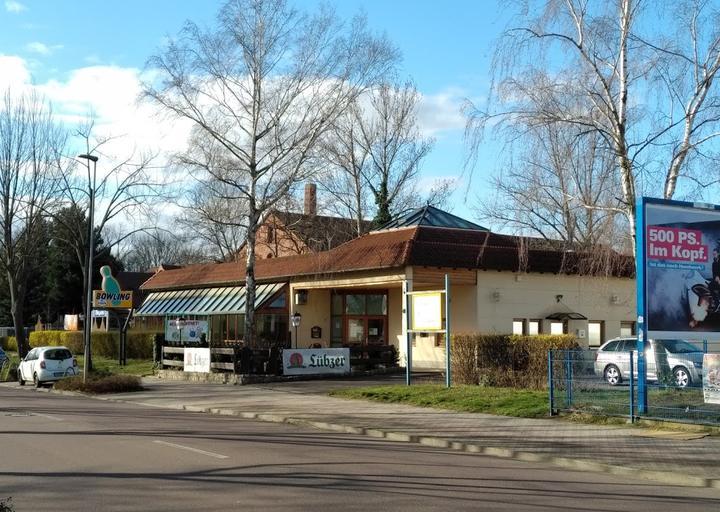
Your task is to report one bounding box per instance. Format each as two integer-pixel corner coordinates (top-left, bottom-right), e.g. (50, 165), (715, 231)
(703, 353), (720, 404)
(644, 201), (720, 341)
(282, 348), (350, 376)
(411, 292), (443, 331)
(165, 319), (208, 343)
(184, 347), (211, 373)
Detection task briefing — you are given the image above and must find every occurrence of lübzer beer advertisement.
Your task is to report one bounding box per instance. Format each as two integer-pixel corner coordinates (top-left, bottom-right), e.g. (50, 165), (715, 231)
(645, 201), (720, 340)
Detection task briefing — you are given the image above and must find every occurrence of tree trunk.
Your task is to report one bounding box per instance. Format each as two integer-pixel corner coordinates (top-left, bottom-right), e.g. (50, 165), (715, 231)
(8, 274), (27, 358)
(244, 207), (258, 348)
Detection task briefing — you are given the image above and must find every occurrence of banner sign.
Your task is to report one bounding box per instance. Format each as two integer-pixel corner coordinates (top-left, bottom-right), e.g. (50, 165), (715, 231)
(282, 348), (350, 376)
(184, 347), (211, 373)
(411, 292), (443, 331)
(165, 319), (208, 343)
(703, 354), (720, 404)
(644, 200), (720, 340)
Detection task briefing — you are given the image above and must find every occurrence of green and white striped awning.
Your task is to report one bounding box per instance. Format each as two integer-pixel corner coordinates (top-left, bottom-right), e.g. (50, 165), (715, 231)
(136, 282), (286, 317)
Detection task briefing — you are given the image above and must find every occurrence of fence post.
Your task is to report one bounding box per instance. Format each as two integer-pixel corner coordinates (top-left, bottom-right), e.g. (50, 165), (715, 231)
(564, 349), (573, 408)
(548, 350), (555, 416)
(704, 340), (708, 354)
(629, 351), (635, 423)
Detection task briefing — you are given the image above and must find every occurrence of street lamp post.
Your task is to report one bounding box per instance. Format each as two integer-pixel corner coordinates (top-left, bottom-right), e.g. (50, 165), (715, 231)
(291, 312), (302, 348)
(78, 153), (98, 383)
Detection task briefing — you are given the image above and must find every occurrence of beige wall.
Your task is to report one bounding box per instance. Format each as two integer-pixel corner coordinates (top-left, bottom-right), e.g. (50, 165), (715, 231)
(288, 287), (331, 348)
(475, 271), (635, 347)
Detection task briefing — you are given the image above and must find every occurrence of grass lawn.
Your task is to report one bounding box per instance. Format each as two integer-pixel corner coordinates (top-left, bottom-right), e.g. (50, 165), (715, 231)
(329, 385), (549, 418)
(75, 356), (155, 377)
(3, 352), (154, 378)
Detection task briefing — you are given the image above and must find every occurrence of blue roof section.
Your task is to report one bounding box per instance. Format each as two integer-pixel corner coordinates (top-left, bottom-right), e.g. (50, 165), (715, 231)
(378, 205), (489, 231)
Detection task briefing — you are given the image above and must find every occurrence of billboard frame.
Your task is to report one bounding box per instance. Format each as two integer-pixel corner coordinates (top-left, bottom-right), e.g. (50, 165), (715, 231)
(637, 196), (720, 412)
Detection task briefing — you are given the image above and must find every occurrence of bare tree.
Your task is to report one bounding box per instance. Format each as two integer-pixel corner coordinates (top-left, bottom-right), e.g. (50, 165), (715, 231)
(466, 0), (720, 256)
(0, 90), (65, 356)
(52, 121), (159, 309)
(121, 230), (210, 271)
(478, 122), (626, 250)
(143, 0), (397, 345)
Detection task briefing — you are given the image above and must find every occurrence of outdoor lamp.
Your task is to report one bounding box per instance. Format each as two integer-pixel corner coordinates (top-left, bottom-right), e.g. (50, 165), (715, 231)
(291, 312), (302, 348)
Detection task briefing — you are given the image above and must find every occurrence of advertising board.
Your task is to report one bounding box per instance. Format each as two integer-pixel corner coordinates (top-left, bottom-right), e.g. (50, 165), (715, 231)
(411, 292), (443, 331)
(282, 348), (350, 376)
(644, 200), (720, 341)
(165, 319), (208, 343)
(184, 347), (211, 373)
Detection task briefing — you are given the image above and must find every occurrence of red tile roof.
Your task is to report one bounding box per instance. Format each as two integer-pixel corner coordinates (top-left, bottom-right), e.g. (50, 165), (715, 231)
(141, 226), (633, 291)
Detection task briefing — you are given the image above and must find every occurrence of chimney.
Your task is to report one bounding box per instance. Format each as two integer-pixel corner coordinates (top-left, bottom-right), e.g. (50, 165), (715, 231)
(304, 183), (317, 216)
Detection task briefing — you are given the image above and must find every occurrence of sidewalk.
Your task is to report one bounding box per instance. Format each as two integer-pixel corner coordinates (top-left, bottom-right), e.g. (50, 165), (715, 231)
(73, 378), (720, 488)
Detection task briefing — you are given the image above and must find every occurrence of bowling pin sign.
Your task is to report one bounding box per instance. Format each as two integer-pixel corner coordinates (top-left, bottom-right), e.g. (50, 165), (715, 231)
(93, 266), (133, 308)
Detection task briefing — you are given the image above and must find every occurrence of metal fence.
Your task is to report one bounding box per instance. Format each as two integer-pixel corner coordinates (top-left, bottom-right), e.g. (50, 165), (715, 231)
(549, 348), (720, 426)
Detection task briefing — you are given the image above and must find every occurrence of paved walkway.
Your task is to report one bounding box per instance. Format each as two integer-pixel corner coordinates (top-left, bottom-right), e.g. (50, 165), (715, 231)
(85, 376), (720, 489)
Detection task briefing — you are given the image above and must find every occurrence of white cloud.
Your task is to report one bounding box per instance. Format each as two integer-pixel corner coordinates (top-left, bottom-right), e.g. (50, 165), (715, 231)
(5, 0), (26, 13)
(0, 55), (31, 91)
(417, 88), (470, 138)
(25, 42), (63, 56)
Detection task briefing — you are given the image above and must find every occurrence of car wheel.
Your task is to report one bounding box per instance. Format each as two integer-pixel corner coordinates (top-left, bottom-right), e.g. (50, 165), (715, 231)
(604, 365), (622, 386)
(673, 367), (691, 388)
(18, 369), (25, 386)
(33, 372), (41, 388)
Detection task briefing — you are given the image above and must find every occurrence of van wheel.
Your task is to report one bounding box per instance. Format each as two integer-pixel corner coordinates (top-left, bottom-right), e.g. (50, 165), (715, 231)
(673, 367), (691, 388)
(604, 365), (622, 386)
(18, 369), (25, 386)
(33, 372), (41, 388)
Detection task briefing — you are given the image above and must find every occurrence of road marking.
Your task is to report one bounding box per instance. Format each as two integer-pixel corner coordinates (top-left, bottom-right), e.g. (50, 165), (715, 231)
(32, 412), (63, 421)
(153, 440), (229, 459)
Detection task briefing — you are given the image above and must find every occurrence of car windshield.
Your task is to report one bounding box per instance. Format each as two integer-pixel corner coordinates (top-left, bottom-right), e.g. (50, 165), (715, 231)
(44, 349), (72, 360)
(658, 339), (701, 354)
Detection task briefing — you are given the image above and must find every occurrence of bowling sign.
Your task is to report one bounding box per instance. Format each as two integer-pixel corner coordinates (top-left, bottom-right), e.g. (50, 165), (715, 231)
(92, 265), (133, 308)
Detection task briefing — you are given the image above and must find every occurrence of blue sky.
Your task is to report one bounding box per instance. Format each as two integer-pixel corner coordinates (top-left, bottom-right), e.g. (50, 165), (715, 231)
(1, 0), (511, 221)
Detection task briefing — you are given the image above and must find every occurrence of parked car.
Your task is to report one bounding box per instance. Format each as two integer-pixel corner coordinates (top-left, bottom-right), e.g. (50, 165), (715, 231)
(18, 346), (78, 388)
(594, 338), (703, 388)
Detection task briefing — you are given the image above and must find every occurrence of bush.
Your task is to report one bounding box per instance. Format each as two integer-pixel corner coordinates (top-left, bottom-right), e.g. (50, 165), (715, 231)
(54, 374), (143, 394)
(28, 330), (159, 359)
(451, 333), (578, 390)
(0, 336), (17, 352)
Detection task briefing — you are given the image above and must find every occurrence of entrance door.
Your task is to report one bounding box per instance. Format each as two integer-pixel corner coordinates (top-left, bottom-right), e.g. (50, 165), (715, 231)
(345, 317), (386, 347)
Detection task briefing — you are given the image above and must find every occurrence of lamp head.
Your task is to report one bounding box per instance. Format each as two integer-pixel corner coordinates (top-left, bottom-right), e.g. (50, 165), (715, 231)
(77, 153), (99, 163)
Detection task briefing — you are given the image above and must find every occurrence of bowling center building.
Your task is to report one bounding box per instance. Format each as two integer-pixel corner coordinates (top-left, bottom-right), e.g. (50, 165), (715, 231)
(136, 186), (636, 369)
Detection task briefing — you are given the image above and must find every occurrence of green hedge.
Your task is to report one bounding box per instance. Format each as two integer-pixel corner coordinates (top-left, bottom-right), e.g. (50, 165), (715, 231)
(28, 331), (158, 359)
(451, 333), (579, 390)
(0, 336), (17, 352)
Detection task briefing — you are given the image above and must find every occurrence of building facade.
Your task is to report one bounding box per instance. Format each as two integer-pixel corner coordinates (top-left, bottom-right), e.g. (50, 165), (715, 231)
(137, 206), (635, 369)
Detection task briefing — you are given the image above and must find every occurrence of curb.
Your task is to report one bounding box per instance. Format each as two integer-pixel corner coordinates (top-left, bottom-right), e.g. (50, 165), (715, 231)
(14, 384), (720, 489)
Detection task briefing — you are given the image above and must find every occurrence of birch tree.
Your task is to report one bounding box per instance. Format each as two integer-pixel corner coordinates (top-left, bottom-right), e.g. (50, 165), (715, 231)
(0, 90), (64, 357)
(143, 0), (397, 345)
(320, 81), (441, 234)
(466, 0), (720, 256)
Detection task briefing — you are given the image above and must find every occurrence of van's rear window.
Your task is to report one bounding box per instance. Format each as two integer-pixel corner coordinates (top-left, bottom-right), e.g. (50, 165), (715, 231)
(44, 349), (72, 360)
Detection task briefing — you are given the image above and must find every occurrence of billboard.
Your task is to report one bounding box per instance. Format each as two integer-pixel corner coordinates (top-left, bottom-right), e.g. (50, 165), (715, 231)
(165, 319), (208, 343)
(644, 200), (720, 340)
(184, 347), (211, 373)
(411, 292), (443, 331)
(282, 348), (350, 376)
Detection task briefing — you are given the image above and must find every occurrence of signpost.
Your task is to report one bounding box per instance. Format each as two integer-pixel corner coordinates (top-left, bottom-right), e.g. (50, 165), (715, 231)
(91, 265), (134, 369)
(405, 274), (451, 387)
(638, 197), (720, 412)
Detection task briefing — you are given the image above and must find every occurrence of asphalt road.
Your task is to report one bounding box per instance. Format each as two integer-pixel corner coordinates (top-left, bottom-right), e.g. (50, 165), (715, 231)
(0, 386), (718, 512)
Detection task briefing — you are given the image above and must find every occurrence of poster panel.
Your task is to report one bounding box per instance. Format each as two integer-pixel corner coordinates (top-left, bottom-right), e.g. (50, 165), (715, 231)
(411, 292), (443, 331)
(165, 319), (209, 343)
(645, 201), (720, 341)
(703, 354), (720, 404)
(282, 348), (350, 376)
(184, 347), (211, 373)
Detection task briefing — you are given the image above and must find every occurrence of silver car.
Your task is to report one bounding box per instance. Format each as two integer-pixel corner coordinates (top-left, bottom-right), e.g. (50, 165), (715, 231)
(594, 338), (703, 388)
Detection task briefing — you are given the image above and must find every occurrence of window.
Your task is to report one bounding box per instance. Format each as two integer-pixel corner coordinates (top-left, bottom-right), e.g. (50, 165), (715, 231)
(512, 319), (525, 335)
(588, 321), (603, 348)
(331, 290), (389, 346)
(528, 320), (540, 336)
(602, 340), (621, 352)
(620, 321), (636, 337)
(550, 321), (565, 335)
